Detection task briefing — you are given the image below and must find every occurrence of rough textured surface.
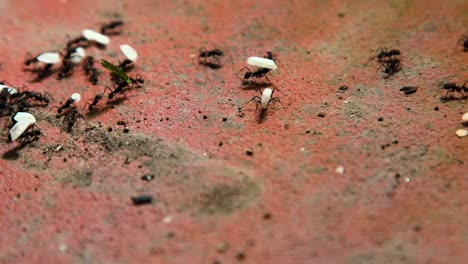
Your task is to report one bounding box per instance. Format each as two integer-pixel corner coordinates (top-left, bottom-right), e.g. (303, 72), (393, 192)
(0, 0), (467, 263)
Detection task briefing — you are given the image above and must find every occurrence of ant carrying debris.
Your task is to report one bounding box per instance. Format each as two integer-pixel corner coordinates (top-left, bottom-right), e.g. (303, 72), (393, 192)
(198, 48), (224, 66)
(101, 59), (144, 85)
(441, 82), (467, 98)
(376, 58), (403, 77)
(84, 94), (103, 111)
(24, 52), (60, 67)
(455, 34), (468, 52)
(100, 20), (124, 35)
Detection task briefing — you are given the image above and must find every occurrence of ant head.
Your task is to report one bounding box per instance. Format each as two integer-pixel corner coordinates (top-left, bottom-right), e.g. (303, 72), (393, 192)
(244, 72), (252, 79)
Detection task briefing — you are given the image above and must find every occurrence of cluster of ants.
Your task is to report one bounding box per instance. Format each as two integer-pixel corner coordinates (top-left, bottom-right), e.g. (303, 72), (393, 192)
(1, 20), (146, 143)
(198, 49), (283, 116)
(368, 47), (403, 78)
(366, 34), (467, 99)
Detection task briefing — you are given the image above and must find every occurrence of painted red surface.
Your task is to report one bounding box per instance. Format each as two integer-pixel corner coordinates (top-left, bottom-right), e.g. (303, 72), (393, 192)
(1, 0), (467, 263)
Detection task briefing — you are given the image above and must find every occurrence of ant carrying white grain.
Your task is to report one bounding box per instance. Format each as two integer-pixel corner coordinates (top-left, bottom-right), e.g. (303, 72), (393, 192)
(9, 112), (37, 141)
(240, 56), (278, 84)
(120, 44), (138, 62)
(246, 57), (278, 70)
(69, 47), (86, 64)
(117, 44), (138, 72)
(24, 52), (61, 66)
(247, 87), (284, 112)
(52, 93), (81, 114)
(0, 83), (18, 95)
(82, 29), (110, 45)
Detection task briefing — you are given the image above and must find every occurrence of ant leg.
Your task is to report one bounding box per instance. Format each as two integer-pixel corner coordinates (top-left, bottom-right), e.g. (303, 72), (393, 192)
(269, 97), (285, 110)
(264, 74), (272, 83)
(375, 63), (385, 76)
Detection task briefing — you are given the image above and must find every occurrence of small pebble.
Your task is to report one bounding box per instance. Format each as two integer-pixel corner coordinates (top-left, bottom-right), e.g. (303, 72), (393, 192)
(455, 129), (468, 138)
(335, 166), (344, 174)
(339, 85), (348, 91)
(246, 150), (253, 156)
(317, 113), (325, 118)
(399, 86), (418, 95)
(163, 216), (173, 224)
(378, 117), (384, 122)
(141, 175), (154, 181)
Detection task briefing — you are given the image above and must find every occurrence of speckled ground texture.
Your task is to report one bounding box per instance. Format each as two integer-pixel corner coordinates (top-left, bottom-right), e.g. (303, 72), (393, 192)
(0, 0), (467, 263)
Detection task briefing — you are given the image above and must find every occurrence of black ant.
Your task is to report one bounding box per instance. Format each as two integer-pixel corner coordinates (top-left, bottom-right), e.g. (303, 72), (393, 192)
(66, 36), (89, 50)
(84, 94), (103, 111)
(129, 74), (145, 85)
(264, 51), (279, 62)
(376, 58), (403, 77)
(441, 82), (467, 98)
(118, 59), (134, 72)
(82, 56), (95, 75)
(100, 20), (124, 35)
(54, 95), (80, 114)
(17, 129), (42, 142)
(62, 108), (82, 132)
(57, 58), (75, 79)
(239, 67), (272, 83)
(105, 82), (130, 101)
(24, 52), (43, 66)
(456, 34), (468, 52)
(373, 47), (401, 61)
(199, 48), (224, 65)
(23, 91), (51, 105)
(88, 68), (100, 85)
(105, 75), (143, 101)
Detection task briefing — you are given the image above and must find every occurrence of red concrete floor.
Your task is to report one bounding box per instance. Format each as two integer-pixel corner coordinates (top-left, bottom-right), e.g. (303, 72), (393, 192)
(0, 0), (467, 263)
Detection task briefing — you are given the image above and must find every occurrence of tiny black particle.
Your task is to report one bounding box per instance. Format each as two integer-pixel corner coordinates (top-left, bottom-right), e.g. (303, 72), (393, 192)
(246, 150), (253, 156)
(131, 195), (153, 205)
(123, 128), (130, 133)
(339, 85), (348, 91)
(203, 115), (208, 119)
(378, 117), (384, 122)
(236, 253), (246, 261)
(108, 127), (113, 132)
(318, 113), (325, 118)
(434, 107), (439, 111)
(222, 117), (227, 122)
